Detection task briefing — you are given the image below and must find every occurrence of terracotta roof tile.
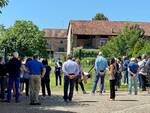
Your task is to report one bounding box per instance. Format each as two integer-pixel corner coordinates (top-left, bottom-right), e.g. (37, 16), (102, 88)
(70, 20), (150, 36)
(43, 29), (67, 38)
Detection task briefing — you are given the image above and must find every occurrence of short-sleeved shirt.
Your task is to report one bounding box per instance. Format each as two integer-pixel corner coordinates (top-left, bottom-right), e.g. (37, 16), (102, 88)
(128, 61), (139, 74)
(62, 59), (79, 76)
(26, 59), (44, 75)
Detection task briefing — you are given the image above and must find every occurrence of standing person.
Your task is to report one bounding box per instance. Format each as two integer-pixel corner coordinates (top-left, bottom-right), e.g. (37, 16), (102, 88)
(0, 57), (6, 100)
(23, 57), (32, 96)
(20, 57), (26, 95)
(123, 56), (129, 85)
(114, 59), (119, 91)
(128, 58), (139, 95)
(6, 52), (21, 103)
(109, 58), (116, 101)
(91, 51), (108, 94)
(62, 54), (79, 102)
(54, 60), (62, 86)
(26, 55), (46, 105)
(137, 55), (147, 91)
(75, 58), (86, 94)
(41, 59), (51, 97)
(146, 55), (150, 93)
(117, 58), (122, 88)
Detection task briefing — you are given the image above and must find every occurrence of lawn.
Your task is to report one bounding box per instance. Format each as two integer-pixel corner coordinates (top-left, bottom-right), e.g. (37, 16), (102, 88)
(49, 65), (128, 93)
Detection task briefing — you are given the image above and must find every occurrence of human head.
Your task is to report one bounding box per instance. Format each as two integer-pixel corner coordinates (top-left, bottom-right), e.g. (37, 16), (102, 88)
(13, 52), (19, 58)
(33, 54), (39, 59)
(98, 51), (103, 56)
(72, 57), (76, 61)
(42, 59), (48, 65)
(67, 54), (72, 60)
(130, 57), (136, 62)
(75, 58), (80, 64)
(137, 56), (142, 61)
(110, 58), (116, 65)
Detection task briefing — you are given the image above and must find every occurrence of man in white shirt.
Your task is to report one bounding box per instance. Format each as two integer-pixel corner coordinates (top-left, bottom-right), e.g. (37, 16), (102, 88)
(62, 55), (79, 102)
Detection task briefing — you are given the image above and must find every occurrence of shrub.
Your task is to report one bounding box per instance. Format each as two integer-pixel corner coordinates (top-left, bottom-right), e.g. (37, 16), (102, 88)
(73, 48), (99, 58)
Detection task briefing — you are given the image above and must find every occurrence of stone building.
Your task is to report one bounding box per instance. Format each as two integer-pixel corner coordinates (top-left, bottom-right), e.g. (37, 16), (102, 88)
(43, 29), (67, 59)
(67, 20), (150, 54)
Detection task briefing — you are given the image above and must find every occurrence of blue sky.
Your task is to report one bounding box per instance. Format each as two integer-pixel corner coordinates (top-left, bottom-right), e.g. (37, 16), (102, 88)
(0, 0), (150, 29)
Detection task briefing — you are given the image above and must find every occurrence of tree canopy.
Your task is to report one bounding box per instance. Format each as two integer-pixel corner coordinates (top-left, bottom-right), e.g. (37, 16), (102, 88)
(0, 0), (9, 13)
(100, 25), (150, 58)
(0, 20), (48, 57)
(92, 13), (108, 20)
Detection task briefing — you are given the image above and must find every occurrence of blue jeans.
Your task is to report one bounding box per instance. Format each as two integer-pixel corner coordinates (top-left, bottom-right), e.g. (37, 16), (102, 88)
(92, 72), (105, 93)
(128, 73), (138, 94)
(124, 70), (128, 84)
(63, 76), (75, 101)
(138, 74), (143, 88)
(7, 76), (20, 102)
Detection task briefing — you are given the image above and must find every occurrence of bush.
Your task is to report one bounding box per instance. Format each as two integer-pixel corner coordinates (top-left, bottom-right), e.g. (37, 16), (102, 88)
(73, 48), (99, 58)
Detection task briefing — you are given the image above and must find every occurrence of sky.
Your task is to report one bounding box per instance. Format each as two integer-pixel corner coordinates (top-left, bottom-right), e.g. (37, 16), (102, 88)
(0, 0), (150, 29)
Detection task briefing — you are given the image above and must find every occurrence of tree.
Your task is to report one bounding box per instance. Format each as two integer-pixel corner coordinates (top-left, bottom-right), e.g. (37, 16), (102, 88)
(0, 20), (48, 57)
(137, 41), (150, 56)
(100, 25), (147, 58)
(92, 13), (108, 20)
(0, 0), (9, 13)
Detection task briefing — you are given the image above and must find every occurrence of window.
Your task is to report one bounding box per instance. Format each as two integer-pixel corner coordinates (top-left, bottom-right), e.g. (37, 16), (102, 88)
(58, 48), (64, 52)
(60, 40), (63, 44)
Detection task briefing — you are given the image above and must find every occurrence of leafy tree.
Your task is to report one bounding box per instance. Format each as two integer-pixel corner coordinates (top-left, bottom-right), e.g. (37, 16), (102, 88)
(0, 0), (9, 13)
(137, 41), (150, 55)
(100, 25), (146, 58)
(92, 13), (108, 20)
(0, 20), (48, 57)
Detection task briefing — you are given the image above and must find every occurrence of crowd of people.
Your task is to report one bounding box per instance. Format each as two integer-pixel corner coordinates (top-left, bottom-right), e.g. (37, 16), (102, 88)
(0, 51), (150, 105)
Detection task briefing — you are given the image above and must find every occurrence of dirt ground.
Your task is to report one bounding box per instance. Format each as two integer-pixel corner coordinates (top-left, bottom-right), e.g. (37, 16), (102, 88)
(0, 91), (150, 113)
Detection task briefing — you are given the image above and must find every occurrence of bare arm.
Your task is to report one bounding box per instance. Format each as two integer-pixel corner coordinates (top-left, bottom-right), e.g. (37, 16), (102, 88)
(41, 67), (46, 78)
(128, 68), (136, 77)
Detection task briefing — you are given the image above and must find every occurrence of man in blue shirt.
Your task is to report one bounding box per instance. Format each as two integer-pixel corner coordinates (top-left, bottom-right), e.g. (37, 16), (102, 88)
(128, 58), (139, 95)
(62, 54), (79, 102)
(91, 52), (108, 94)
(26, 55), (46, 105)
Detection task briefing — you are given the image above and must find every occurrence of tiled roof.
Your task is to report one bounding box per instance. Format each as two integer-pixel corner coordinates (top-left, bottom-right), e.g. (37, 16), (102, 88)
(43, 29), (67, 38)
(69, 20), (150, 36)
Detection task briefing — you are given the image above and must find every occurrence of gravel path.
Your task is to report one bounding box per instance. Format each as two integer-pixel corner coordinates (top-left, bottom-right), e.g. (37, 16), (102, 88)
(0, 91), (150, 113)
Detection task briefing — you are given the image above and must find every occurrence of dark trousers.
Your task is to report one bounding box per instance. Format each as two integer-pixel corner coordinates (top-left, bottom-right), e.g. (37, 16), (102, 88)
(41, 79), (51, 96)
(63, 76), (75, 101)
(75, 78), (85, 92)
(55, 71), (61, 86)
(140, 74), (146, 90)
(0, 76), (5, 99)
(24, 78), (29, 96)
(110, 80), (115, 99)
(7, 76), (20, 102)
